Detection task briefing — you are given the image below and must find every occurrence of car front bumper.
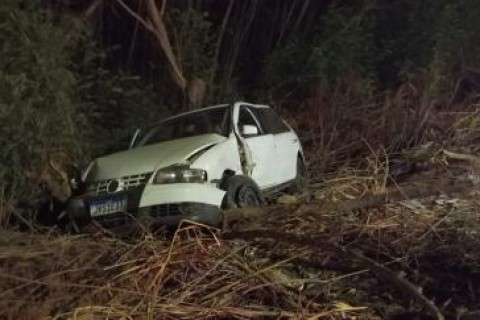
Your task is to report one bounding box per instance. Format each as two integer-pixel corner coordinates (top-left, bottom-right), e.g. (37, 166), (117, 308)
(67, 183), (226, 228)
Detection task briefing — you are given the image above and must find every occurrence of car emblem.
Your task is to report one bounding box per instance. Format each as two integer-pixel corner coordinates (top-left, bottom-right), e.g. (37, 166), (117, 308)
(106, 179), (122, 194)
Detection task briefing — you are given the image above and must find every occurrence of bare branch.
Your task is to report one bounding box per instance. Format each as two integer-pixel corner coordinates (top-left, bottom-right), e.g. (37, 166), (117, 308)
(116, 0), (188, 92)
(146, 0), (187, 90)
(116, 0), (155, 33)
(85, 0), (103, 18)
(209, 0), (235, 86)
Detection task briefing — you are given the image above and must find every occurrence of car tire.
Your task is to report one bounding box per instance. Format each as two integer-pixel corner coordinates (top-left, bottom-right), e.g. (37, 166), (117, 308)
(289, 156), (309, 194)
(221, 175), (264, 209)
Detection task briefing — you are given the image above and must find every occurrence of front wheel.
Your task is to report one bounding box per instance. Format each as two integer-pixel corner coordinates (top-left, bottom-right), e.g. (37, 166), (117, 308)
(221, 175), (264, 209)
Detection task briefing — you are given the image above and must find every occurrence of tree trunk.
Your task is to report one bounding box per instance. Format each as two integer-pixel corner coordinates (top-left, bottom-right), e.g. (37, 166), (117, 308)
(117, 0), (209, 106)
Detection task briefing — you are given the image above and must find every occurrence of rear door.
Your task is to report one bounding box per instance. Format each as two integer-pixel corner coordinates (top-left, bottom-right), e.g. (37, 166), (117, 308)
(235, 105), (277, 189)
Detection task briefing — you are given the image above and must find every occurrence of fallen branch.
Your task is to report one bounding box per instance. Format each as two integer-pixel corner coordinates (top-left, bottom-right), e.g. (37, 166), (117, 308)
(222, 230), (445, 320)
(442, 149), (480, 167)
(221, 182), (473, 227)
(337, 182), (471, 212)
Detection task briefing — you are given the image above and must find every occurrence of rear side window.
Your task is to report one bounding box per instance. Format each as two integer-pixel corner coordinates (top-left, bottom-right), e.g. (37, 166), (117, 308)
(250, 107), (290, 134)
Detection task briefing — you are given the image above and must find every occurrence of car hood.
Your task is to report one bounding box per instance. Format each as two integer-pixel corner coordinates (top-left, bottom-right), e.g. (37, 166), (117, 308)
(84, 134), (227, 181)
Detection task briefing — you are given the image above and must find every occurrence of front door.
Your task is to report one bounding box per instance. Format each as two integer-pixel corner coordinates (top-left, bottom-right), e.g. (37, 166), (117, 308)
(249, 106), (299, 185)
(234, 105), (276, 189)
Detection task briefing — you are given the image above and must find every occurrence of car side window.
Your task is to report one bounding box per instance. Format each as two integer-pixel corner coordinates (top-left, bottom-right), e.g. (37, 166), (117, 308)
(238, 106), (262, 136)
(251, 107), (290, 134)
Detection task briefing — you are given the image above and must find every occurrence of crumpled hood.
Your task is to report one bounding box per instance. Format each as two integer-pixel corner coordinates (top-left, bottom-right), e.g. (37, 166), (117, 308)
(84, 134), (226, 181)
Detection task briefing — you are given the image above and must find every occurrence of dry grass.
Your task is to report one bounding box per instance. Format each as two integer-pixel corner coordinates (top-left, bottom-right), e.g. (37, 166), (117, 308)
(0, 223), (377, 320)
(1, 175), (479, 319)
(285, 82), (479, 177)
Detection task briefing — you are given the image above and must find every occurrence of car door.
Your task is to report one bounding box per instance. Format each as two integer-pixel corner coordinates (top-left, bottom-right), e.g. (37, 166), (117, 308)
(252, 107), (299, 184)
(235, 105), (276, 189)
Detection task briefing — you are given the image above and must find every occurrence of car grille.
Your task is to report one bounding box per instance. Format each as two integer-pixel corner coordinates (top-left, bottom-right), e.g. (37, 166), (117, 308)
(87, 172), (152, 195)
(150, 204), (183, 217)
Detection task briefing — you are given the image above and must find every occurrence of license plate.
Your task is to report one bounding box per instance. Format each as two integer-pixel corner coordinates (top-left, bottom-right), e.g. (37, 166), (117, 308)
(89, 197), (127, 217)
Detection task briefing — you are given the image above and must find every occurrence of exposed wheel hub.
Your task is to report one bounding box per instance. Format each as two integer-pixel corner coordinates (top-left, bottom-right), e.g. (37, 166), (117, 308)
(237, 185), (260, 207)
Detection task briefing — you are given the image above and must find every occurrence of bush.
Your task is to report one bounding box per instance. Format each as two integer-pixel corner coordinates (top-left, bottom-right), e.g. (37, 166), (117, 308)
(0, 0), (92, 226)
(262, 2), (376, 102)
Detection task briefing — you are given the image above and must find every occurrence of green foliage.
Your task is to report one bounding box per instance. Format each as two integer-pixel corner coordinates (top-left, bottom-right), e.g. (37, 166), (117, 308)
(167, 6), (215, 80)
(374, 0), (445, 85)
(427, 2), (464, 93)
(459, 0), (480, 69)
(308, 5), (375, 86)
(262, 40), (310, 90)
(427, 0), (480, 93)
(263, 0), (480, 102)
(0, 0), (90, 222)
(207, 77), (244, 105)
(165, 4), (246, 106)
(263, 2), (376, 101)
(77, 65), (163, 156)
(0, 0), (162, 225)
(375, 0), (480, 93)
(0, 2), (85, 154)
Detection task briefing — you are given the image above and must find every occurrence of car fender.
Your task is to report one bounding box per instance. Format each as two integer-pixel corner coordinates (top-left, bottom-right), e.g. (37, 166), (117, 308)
(190, 136), (242, 183)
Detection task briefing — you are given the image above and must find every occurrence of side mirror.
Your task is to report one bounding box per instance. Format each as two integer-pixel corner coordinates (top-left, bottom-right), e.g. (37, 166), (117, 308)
(129, 128), (141, 149)
(242, 125), (259, 136)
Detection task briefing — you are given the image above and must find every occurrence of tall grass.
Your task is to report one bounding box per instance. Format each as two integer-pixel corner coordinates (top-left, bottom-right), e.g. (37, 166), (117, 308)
(286, 83), (473, 173)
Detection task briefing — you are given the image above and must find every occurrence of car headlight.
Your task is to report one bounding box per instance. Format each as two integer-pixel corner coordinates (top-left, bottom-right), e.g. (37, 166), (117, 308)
(153, 165), (207, 184)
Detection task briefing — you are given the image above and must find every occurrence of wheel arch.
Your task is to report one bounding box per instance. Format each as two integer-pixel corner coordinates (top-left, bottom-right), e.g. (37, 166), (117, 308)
(298, 150), (306, 165)
(220, 174), (264, 209)
(219, 169), (236, 190)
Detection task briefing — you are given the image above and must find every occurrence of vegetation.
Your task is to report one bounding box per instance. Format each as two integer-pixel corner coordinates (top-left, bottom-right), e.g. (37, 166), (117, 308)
(0, 0), (88, 226)
(1, 0), (480, 319)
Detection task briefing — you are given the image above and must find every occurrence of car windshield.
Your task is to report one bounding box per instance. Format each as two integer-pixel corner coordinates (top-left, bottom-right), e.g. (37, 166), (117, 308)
(134, 106), (230, 147)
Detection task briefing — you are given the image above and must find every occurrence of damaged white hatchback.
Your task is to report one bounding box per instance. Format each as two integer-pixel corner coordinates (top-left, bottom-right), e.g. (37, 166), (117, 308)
(67, 102), (307, 229)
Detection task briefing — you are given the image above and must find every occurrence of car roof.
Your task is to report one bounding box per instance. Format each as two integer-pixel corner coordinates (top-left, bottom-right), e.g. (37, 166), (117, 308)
(155, 104), (229, 125)
(137, 104), (227, 132)
(138, 102), (273, 134)
(149, 102), (271, 127)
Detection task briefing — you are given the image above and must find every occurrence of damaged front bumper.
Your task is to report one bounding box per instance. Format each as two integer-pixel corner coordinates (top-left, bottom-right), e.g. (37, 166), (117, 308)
(67, 183), (226, 228)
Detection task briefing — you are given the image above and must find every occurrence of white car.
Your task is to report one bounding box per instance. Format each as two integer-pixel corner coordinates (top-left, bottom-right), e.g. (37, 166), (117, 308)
(67, 102), (307, 229)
